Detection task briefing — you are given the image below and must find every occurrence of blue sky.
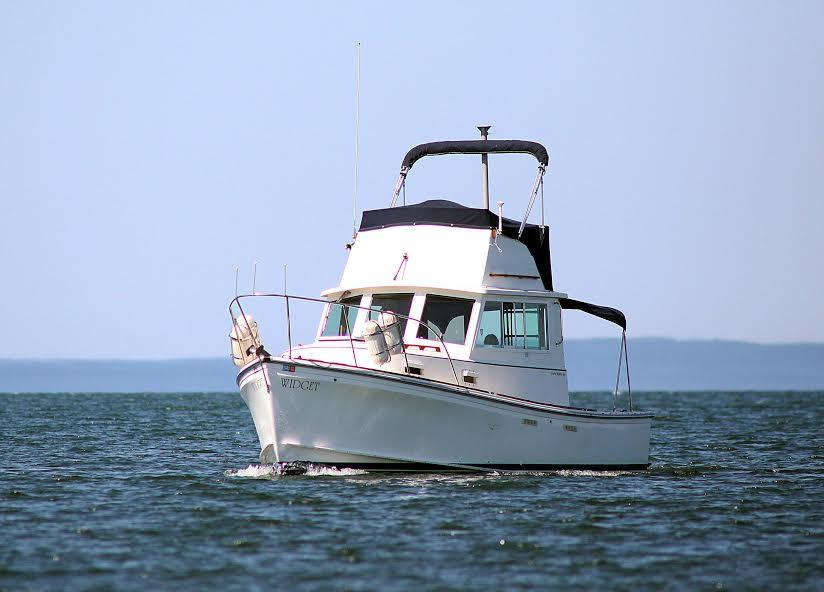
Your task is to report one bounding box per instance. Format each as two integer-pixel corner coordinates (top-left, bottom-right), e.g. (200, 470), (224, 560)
(1, 1), (822, 358)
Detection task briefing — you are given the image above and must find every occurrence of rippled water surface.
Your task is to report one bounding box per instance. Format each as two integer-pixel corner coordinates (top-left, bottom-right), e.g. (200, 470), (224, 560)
(1, 391), (822, 591)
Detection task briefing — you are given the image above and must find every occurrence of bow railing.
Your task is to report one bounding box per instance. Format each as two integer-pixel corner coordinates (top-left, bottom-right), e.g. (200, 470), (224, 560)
(229, 293), (464, 390)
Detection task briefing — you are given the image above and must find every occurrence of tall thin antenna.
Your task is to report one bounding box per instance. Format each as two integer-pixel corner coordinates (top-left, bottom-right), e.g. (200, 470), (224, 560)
(353, 42), (361, 239)
(283, 263), (288, 294)
(234, 266), (239, 297)
(252, 260), (258, 294)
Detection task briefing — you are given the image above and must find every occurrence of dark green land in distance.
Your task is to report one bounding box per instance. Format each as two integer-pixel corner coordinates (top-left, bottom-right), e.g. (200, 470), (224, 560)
(2, 338), (822, 393)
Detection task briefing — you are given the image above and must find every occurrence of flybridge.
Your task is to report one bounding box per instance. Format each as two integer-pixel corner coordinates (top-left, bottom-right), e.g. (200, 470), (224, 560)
(360, 199), (555, 292)
(357, 200), (626, 331)
(361, 128), (626, 331)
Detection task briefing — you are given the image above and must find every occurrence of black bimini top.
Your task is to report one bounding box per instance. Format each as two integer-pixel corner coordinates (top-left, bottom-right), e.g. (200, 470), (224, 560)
(360, 199), (628, 330)
(401, 140), (549, 170)
(558, 298), (626, 330)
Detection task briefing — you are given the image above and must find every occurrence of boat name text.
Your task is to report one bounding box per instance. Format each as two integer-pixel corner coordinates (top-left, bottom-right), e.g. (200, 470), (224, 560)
(281, 378), (320, 392)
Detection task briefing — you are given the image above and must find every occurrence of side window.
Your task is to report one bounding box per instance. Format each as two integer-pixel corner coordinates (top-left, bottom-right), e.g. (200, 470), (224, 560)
(476, 301), (549, 349)
(502, 302), (525, 348)
(321, 296), (361, 337)
(368, 293), (414, 334)
(416, 295), (474, 344)
(524, 303), (548, 349)
(476, 301), (502, 346)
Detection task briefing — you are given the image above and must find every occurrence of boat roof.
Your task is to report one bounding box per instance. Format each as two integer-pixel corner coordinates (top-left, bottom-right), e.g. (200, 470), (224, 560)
(360, 199), (554, 291)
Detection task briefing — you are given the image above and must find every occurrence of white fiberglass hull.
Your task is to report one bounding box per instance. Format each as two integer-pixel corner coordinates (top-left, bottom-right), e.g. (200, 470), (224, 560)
(238, 359), (652, 471)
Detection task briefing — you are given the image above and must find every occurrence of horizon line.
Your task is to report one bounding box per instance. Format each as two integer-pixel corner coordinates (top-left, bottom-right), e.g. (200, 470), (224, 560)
(2, 336), (823, 362)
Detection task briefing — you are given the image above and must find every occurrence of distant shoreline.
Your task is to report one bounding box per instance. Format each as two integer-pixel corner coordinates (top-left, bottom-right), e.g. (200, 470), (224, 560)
(2, 338), (823, 393)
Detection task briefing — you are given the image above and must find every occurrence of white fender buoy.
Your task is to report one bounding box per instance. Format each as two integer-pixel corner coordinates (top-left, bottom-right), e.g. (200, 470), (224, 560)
(363, 320), (390, 365)
(378, 311), (404, 355)
(230, 315), (261, 367)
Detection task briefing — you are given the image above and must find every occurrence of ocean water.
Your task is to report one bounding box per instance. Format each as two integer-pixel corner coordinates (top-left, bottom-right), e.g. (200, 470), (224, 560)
(1, 391), (821, 591)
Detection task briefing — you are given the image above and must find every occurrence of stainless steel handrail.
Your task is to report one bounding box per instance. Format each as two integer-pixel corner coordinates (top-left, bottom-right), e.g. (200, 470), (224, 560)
(229, 293), (464, 389)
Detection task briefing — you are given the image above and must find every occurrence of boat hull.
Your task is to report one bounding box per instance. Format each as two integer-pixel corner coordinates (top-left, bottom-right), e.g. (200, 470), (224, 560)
(238, 359), (652, 471)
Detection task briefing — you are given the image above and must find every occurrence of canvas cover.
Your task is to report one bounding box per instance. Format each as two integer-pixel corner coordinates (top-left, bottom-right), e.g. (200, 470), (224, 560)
(401, 140), (549, 170)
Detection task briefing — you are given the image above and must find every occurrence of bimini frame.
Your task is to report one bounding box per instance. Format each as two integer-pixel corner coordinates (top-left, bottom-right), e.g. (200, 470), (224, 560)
(390, 139), (549, 239)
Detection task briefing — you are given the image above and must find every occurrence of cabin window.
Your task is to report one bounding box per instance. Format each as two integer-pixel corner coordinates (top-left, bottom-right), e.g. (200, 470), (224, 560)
(475, 301), (549, 349)
(416, 295), (474, 344)
(477, 302), (503, 346)
(522, 303), (548, 349)
(321, 296), (361, 337)
(367, 293), (414, 334)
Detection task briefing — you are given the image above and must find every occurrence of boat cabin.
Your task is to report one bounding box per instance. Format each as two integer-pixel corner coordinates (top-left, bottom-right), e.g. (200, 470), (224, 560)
(291, 199), (571, 406)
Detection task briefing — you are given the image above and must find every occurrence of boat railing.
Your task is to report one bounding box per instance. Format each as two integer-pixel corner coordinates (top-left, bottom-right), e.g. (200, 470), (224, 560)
(229, 293), (464, 391)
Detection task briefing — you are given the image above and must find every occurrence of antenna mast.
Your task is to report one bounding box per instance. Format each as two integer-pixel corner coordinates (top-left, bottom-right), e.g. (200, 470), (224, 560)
(478, 125), (491, 210)
(353, 42), (361, 238)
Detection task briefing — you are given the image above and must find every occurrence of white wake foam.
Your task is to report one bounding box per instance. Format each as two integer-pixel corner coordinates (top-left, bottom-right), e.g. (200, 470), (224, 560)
(549, 469), (634, 477)
(303, 465), (368, 477)
(226, 464), (277, 479)
(225, 464), (368, 479)
(225, 465), (628, 479)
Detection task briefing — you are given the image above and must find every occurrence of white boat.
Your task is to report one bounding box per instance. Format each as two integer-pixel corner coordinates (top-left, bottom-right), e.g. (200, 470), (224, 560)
(229, 132), (652, 472)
